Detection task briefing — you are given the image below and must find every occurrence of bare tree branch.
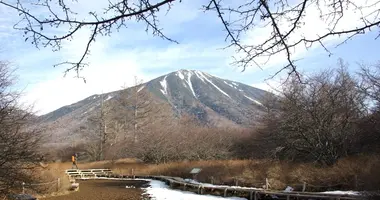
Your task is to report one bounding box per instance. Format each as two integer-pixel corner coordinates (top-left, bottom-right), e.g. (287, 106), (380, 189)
(0, 0), (176, 80)
(1, 0), (380, 79)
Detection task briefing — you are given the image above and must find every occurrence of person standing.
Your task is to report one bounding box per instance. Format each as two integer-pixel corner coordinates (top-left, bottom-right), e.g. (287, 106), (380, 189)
(71, 153), (78, 169)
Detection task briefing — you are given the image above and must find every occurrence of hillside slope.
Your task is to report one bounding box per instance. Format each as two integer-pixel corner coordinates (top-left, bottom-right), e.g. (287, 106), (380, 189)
(37, 69), (271, 144)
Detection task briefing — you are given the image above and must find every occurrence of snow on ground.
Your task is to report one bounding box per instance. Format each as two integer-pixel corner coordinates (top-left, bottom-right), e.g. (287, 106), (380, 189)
(319, 191), (360, 195)
(143, 179), (247, 200)
(95, 177), (360, 198)
(183, 179), (263, 190)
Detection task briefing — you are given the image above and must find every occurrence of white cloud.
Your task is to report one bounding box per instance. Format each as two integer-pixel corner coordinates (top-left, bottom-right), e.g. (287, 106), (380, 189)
(2, 0), (379, 115)
(24, 52), (149, 115)
(21, 33), (231, 115)
(251, 76), (285, 95)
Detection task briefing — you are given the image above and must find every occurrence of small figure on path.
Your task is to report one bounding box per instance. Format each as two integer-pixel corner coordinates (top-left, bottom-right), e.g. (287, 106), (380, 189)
(71, 153), (78, 169)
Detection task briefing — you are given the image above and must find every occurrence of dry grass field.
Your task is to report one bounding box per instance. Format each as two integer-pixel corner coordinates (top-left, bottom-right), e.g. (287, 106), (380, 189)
(32, 155), (380, 199)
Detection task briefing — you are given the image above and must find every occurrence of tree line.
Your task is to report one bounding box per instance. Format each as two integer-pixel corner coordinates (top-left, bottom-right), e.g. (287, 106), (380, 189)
(49, 59), (380, 166)
(236, 59), (380, 165)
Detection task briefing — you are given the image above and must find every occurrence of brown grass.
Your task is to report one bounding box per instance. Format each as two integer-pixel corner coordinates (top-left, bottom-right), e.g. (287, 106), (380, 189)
(39, 155), (380, 194)
(111, 156), (380, 191)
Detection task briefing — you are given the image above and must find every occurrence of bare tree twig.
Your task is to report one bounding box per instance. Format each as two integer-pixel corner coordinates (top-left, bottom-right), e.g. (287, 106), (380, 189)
(1, 0), (380, 80)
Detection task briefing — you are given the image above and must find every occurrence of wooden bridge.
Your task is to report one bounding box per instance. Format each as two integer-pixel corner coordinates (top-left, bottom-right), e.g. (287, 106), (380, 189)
(65, 169), (366, 200)
(65, 168), (113, 179)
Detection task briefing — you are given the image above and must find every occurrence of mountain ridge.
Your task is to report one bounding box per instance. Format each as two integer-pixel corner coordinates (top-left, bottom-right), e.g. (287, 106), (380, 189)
(37, 69), (271, 143)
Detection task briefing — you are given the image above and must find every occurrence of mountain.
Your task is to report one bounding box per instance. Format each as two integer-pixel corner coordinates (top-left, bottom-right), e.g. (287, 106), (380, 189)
(37, 69), (271, 144)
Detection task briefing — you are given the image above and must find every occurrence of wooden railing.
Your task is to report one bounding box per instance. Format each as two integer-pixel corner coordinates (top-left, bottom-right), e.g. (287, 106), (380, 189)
(65, 169), (112, 179)
(90, 172), (364, 200)
(64, 169), (366, 199)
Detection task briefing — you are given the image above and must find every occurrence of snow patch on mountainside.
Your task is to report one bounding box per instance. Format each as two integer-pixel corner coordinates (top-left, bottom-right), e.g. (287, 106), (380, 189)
(224, 81), (237, 89)
(105, 95), (113, 101)
(198, 72), (231, 98)
(194, 71), (206, 83)
(184, 71), (197, 98)
(137, 85), (145, 93)
(177, 71), (185, 80)
(160, 76), (168, 95)
(244, 95), (262, 106)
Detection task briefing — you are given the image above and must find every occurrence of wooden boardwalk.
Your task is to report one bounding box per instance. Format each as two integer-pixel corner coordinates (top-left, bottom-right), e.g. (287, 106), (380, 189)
(67, 169), (365, 200)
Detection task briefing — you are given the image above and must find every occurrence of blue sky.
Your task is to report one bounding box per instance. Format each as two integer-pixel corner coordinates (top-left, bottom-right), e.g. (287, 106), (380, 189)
(0, 0), (379, 115)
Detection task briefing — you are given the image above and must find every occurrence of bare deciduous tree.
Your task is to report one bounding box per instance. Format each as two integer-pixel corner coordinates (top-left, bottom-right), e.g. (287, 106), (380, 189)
(113, 77), (157, 143)
(357, 62), (380, 153)
(358, 62), (380, 107)
(0, 61), (43, 196)
(1, 0), (379, 78)
(80, 92), (113, 161)
(257, 61), (366, 165)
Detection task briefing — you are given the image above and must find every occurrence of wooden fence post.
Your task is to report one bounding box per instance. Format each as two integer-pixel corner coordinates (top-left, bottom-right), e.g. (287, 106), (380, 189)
(355, 175), (358, 190)
(224, 188), (228, 197)
(302, 182), (306, 192)
(249, 191), (253, 200)
(265, 178), (269, 190)
(22, 182), (25, 194)
(57, 178), (61, 192)
(210, 176), (214, 185)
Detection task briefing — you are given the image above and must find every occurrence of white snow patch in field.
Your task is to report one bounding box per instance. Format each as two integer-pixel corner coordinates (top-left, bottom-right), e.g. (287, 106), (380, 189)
(198, 72), (231, 99)
(143, 179), (247, 200)
(320, 191), (360, 195)
(183, 179), (263, 190)
(244, 95), (263, 106)
(160, 76), (168, 95)
(177, 71), (185, 80)
(137, 85), (145, 93)
(184, 71), (197, 98)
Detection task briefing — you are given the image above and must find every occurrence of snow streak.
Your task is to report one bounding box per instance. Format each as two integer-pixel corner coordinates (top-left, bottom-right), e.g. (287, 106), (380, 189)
(244, 95), (262, 106)
(160, 76), (168, 95)
(177, 71), (185, 80)
(184, 71), (197, 98)
(198, 72), (231, 98)
(194, 71), (206, 83)
(137, 85), (145, 93)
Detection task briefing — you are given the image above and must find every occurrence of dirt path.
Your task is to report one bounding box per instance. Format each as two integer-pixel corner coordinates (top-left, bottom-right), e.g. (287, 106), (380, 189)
(43, 180), (150, 200)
